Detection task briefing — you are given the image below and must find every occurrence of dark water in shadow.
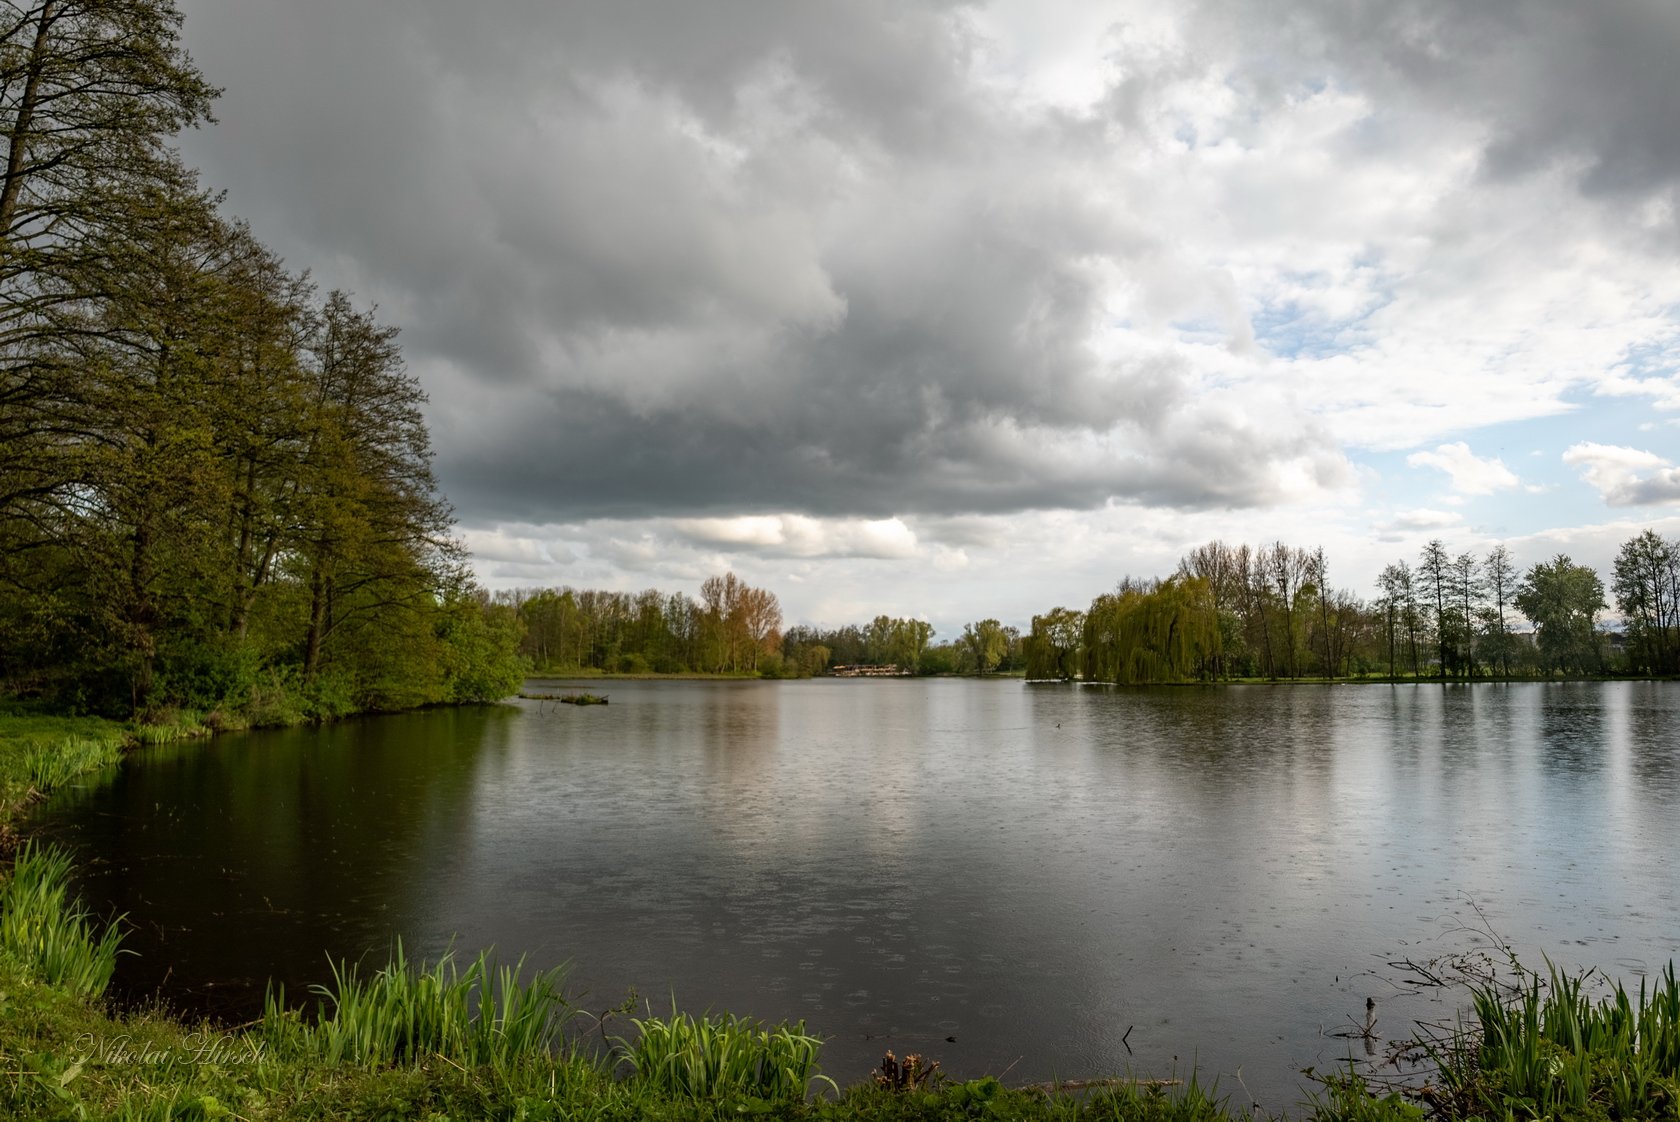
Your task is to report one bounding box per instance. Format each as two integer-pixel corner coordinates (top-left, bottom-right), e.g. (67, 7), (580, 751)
(32, 679), (1680, 1109)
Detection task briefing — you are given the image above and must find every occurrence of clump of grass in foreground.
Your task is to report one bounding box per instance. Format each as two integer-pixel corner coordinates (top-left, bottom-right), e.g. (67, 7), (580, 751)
(261, 939), (575, 1067)
(0, 841), (125, 997)
(817, 1074), (1240, 1122)
(619, 1008), (838, 1102)
(1305, 1069), (1424, 1122)
(1423, 958), (1680, 1121)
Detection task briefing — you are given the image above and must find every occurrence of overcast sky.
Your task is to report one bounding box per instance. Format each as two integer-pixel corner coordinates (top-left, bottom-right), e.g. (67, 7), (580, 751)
(174, 0), (1680, 636)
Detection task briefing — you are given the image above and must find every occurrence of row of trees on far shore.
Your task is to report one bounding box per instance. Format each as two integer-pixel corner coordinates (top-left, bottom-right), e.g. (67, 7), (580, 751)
(0, 2), (522, 718)
(1023, 529), (1680, 684)
(500, 586), (1038, 679)
(496, 573), (783, 676)
(499, 527), (1679, 685)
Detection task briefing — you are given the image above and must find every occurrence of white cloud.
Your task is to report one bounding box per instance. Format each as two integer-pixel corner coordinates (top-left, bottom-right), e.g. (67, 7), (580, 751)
(671, 515), (921, 560)
(1563, 443), (1680, 507)
(1383, 508), (1465, 532)
(1405, 441), (1521, 495)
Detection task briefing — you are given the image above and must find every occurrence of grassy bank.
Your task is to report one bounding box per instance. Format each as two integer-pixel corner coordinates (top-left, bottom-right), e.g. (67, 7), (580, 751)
(5, 723), (1680, 1120)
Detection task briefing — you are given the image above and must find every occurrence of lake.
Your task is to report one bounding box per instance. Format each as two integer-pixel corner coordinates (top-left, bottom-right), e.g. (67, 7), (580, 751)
(32, 679), (1680, 1109)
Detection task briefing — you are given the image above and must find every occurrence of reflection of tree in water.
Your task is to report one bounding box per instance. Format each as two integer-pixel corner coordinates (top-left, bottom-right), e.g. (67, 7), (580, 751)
(33, 706), (511, 1020)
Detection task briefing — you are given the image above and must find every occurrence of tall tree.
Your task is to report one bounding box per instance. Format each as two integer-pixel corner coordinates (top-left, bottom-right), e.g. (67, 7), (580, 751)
(1308, 546), (1334, 677)
(1515, 555), (1606, 676)
(1482, 544), (1518, 677)
(1452, 551), (1482, 678)
(1, 0), (216, 553)
(1266, 541), (1307, 678)
(294, 291), (456, 688)
(960, 618), (1008, 675)
(1179, 541), (1244, 678)
(1024, 606), (1083, 680)
(1417, 539), (1452, 680)
(1612, 530), (1677, 676)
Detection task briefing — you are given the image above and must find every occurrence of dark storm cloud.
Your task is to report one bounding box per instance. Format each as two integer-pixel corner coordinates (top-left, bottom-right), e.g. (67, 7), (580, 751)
(1215, 0), (1680, 212)
(179, 0), (1325, 523)
(171, 1), (1531, 526)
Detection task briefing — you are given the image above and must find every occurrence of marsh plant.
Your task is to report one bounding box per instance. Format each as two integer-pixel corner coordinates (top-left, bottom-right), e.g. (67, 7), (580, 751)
(21, 732), (125, 791)
(1426, 958), (1680, 1120)
(618, 1008), (837, 1101)
(261, 940), (575, 1067)
(0, 842), (125, 997)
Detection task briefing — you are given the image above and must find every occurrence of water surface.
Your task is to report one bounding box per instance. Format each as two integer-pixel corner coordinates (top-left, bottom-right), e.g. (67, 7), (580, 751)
(35, 680), (1680, 1109)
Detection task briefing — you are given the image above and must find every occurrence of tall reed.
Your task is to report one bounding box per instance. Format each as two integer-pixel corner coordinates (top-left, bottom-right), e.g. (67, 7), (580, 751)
(261, 940), (574, 1067)
(22, 733), (125, 790)
(0, 842), (125, 997)
(619, 1008), (837, 1101)
(1433, 958), (1680, 1119)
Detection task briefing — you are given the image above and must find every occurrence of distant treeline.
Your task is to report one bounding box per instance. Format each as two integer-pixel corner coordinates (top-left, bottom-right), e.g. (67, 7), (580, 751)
(499, 580), (1033, 678)
(0, 5), (523, 720)
(495, 574), (783, 676)
(498, 579), (1032, 678)
(1024, 530), (1680, 683)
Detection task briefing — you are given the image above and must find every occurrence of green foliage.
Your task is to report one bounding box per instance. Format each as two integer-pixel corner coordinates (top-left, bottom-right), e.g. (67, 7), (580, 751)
(1306, 1070), (1424, 1122)
(513, 576), (786, 677)
(959, 619), (1010, 675)
(1083, 578), (1221, 685)
(0, 842), (126, 998)
(261, 940), (574, 1068)
(1025, 607), (1085, 680)
(619, 1008), (837, 1102)
(1516, 556), (1608, 676)
(1612, 530), (1679, 676)
(1428, 959), (1680, 1121)
(0, 713), (131, 823)
(0, 4), (478, 721)
(21, 733), (125, 791)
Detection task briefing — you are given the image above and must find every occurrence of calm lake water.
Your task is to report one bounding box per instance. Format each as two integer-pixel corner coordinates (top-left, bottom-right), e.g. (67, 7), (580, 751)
(33, 679), (1680, 1109)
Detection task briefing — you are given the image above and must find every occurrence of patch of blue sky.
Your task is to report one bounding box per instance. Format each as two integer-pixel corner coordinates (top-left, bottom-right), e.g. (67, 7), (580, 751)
(1613, 332), (1680, 373)
(1353, 444), (1595, 546)
(1514, 391), (1673, 458)
(1351, 393), (1673, 547)
(1249, 267), (1391, 361)
(1250, 302), (1352, 361)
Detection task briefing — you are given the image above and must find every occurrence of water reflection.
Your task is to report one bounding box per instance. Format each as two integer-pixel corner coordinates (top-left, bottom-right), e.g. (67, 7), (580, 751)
(31, 680), (1680, 1109)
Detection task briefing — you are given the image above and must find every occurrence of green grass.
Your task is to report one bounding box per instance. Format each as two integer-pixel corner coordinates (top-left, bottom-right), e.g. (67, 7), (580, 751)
(261, 940), (575, 1068)
(0, 841), (125, 998)
(1424, 958), (1680, 1121)
(0, 712), (130, 819)
(620, 1008), (837, 1102)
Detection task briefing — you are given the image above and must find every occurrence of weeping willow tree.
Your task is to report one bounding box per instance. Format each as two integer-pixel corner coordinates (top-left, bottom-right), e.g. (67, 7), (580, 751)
(1081, 577), (1222, 684)
(1023, 606), (1083, 679)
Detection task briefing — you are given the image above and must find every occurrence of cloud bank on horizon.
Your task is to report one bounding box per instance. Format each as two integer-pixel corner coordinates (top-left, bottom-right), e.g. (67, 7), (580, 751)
(175, 0), (1680, 631)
